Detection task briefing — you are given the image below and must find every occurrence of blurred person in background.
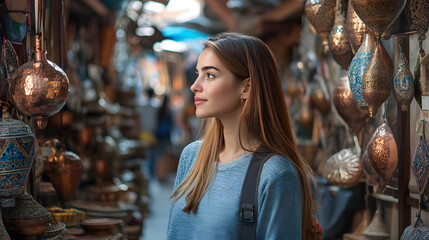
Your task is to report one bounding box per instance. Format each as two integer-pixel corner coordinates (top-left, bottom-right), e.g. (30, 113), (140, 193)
(136, 88), (160, 180)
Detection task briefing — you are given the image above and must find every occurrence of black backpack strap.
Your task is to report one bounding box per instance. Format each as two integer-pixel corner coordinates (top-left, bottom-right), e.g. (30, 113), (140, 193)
(239, 151), (271, 240)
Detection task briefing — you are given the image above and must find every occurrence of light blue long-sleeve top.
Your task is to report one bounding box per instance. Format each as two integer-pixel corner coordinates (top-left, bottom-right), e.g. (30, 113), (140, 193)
(167, 141), (303, 240)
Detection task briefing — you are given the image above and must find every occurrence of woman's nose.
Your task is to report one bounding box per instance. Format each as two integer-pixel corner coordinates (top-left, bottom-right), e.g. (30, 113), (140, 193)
(190, 77), (201, 93)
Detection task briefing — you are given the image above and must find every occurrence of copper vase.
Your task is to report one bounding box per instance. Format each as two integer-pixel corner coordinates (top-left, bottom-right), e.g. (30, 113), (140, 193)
(346, 0), (368, 54)
(322, 148), (363, 187)
(351, 0), (407, 38)
(415, 49), (425, 108)
(305, 0), (336, 52)
(333, 71), (368, 134)
(43, 140), (83, 201)
(367, 122), (398, 186)
(362, 42), (393, 117)
(46, 150), (83, 201)
(3, 194), (51, 237)
(328, 0), (354, 69)
(393, 49), (414, 111)
(348, 33), (377, 108)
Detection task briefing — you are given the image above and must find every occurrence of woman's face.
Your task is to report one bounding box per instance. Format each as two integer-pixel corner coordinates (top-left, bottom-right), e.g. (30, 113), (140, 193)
(191, 48), (245, 119)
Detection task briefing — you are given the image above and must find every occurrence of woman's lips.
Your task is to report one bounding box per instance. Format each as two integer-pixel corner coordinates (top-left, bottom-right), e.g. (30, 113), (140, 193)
(194, 97), (207, 105)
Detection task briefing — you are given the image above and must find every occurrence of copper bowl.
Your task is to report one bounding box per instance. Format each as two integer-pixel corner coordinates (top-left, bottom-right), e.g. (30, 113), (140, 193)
(81, 218), (123, 236)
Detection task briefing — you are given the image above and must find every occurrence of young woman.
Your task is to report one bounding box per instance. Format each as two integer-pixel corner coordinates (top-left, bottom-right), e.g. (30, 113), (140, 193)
(167, 32), (320, 239)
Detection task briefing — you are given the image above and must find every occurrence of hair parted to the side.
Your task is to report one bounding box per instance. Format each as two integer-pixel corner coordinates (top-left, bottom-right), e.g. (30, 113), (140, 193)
(171, 32), (318, 239)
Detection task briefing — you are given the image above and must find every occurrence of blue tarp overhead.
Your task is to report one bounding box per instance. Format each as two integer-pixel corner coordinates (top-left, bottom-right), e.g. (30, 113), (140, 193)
(161, 26), (210, 42)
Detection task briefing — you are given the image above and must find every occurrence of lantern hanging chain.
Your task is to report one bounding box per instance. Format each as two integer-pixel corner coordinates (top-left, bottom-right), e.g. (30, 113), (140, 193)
(382, 101), (388, 123)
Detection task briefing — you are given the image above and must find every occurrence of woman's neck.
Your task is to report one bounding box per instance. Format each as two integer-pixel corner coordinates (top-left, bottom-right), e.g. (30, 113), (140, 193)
(218, 116), (255, 164)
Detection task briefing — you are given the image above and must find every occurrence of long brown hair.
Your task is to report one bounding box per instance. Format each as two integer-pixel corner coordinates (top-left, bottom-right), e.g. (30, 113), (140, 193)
(171, 32), (317, 239)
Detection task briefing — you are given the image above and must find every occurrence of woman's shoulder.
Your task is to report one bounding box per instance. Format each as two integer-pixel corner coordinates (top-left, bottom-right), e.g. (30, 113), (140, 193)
(260, 154), (300, 186)
(181, 140), (203, 158)
(177, 141), (202, 173)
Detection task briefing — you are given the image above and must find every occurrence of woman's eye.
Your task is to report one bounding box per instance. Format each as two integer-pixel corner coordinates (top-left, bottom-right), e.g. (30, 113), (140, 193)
(207, 73), (215, 79)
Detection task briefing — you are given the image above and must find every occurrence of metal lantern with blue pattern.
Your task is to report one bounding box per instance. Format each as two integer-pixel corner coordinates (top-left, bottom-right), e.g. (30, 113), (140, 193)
(393, 50), (414, 111)
(348, 33), (377, 108)
(0, 107), (35, 207)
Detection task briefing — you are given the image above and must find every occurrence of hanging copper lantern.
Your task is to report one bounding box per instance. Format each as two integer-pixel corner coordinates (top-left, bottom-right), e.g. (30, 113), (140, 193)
(305, 0), (336, 52)
(404, 0), (429, 36)
(367, 121), (398, 186)
(362, 150), (383, 187)
(9, 0), (69, 129)
(298, 104), (314, 129)
(310, 88), (331, 117)
(362, 42), (393, 117)
(393, 47), (414, 111)
(411, 125), (429, 196)
(328, 0), (354, 69)
(348, 33), (377, 108)
(346, 0), (368, 54)
(333, 71), (368, 134)
(351, 0), (407, 39)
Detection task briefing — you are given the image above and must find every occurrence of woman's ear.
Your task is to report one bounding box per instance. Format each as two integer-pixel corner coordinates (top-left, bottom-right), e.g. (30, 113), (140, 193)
(241, 78), (251, 99)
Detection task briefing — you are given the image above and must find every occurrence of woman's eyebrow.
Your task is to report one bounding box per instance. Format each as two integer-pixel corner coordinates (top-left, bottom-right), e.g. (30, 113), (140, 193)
(196, 66), (220, 72)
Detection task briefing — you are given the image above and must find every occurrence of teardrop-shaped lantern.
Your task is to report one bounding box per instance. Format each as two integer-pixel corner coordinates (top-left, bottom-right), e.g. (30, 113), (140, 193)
(393, 49), (414, 111)
(367, 122), (398, 185)
(346, 0), (368, 54)
(351, 0), (407, 39)
(310, 88), (331, 117)
(404, 0), (429, 36)
(362, 150), (383, 187)
(348, 33), (377, 108)
(333, 71), (368, 134)
(415, 49), (425, 108)
(305, 0), (336, 52)
(328, 0), (354, 69)
(9, 0), (69, 129)
(362, 42), (393, 117)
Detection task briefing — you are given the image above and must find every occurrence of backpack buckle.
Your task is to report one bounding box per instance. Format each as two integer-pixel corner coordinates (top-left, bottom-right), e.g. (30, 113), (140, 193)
(240, 203), (255, 223)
